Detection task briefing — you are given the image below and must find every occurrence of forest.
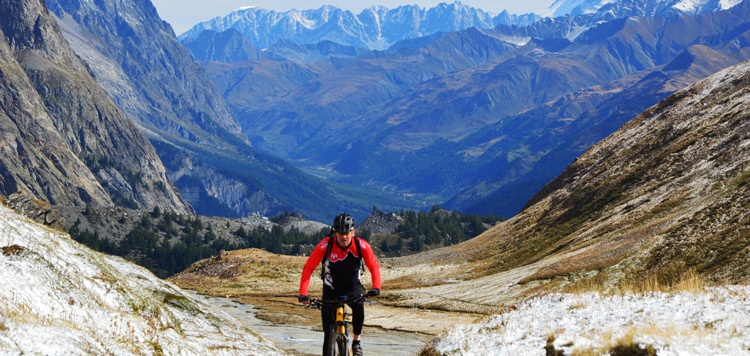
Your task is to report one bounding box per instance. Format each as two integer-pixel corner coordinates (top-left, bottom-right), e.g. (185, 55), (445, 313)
(69, 206), (502, 277)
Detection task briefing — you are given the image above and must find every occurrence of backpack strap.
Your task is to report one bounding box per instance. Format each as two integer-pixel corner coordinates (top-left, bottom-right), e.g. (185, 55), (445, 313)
(321, 234), (335, 271)
(354, 237), (364, 272)
(354, 237), (363, 260)
(320, 235), (364, 279)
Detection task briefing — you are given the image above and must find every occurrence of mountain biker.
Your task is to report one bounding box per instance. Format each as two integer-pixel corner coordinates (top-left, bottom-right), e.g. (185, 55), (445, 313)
(299, 212), (382, 356)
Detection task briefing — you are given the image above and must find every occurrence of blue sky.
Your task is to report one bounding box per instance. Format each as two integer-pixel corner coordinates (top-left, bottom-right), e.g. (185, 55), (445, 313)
(150, 0), (555, 35)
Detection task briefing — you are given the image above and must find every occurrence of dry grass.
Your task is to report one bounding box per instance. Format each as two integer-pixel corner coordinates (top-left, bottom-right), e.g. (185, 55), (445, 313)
(620, 268), (706, 294)
(558, 267), (708, 296)
(560, 271), (610, 294)
(519, 232), (647, 284)
(169, 248), (307, 297)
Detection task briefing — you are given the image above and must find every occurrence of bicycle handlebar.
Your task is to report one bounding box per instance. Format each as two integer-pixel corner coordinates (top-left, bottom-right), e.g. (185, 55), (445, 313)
(305, 294), (371, 309)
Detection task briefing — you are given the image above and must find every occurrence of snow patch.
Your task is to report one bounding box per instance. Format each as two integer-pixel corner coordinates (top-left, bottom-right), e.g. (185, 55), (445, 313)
(430, 287), (750, 355)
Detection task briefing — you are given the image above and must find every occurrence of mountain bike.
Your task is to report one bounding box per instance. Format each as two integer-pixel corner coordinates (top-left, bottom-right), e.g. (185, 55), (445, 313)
(306, 294), (369, 356)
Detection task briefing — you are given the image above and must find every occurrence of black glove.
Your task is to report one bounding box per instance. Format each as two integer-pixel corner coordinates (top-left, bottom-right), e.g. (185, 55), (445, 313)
(366, 288), (380, 297)
(298, 295), (310, 303)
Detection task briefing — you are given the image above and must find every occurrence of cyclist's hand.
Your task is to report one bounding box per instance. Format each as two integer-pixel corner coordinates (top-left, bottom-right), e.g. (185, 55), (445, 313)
(366, 288), (380, 298)
(298, 295), (310, 304)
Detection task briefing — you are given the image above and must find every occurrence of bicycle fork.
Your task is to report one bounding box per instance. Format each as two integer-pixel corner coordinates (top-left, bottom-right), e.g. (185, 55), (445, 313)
(336, 306), (346, 333)
(336, 306), (351, 355)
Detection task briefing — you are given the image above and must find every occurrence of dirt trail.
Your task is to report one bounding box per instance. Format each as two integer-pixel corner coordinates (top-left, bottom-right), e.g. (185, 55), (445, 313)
(171, 249), (489, 355)
(185, 290), (439, 355)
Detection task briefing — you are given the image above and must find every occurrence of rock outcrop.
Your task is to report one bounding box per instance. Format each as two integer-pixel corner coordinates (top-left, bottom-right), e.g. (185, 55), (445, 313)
(0, 191), (62, 228)
(359, 209), (405, 235)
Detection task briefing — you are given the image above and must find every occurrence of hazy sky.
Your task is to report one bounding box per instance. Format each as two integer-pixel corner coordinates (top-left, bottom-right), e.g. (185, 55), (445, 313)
(150, 0), (554, 35)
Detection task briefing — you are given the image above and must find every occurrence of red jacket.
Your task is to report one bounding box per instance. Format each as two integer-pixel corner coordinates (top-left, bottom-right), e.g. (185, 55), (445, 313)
(299, 236), (382, 296)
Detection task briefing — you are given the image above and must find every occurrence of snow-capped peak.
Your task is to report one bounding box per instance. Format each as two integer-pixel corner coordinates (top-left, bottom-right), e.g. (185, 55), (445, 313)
(539, 0), (617, 18)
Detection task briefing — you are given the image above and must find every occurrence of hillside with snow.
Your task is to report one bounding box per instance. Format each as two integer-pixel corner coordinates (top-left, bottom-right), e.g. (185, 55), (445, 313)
(0, 204), (284, 355)
(426, 287), (750, 355)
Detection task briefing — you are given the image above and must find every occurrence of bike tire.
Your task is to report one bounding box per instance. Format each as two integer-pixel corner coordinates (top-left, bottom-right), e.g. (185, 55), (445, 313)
(324, 323), (338, 356)
(336, 333), (348, 356)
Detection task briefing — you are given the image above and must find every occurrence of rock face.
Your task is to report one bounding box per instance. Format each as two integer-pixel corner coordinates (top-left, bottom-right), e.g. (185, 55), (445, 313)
(45, 0), (241, 147)
(359, 210), (405, 235)
(0, 0), (191, 214)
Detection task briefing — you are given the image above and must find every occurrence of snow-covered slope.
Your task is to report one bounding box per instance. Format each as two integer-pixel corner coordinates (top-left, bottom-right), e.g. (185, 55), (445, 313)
(0, 204), (285, 355)
(428, 287), (750, 354)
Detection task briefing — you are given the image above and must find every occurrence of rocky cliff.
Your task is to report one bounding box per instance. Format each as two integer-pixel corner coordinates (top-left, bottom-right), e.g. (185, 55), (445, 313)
(0, 0), (191, 213)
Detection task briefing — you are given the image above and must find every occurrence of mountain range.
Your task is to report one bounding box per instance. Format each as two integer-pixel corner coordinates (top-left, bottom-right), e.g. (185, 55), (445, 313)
(180, 0), (743, 52)
(179, 2), (539, 51)
(186, 0), (750, 218)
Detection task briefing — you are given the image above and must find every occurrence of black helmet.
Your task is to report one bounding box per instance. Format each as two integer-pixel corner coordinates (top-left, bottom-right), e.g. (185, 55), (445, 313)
(332, 213), (355, 233)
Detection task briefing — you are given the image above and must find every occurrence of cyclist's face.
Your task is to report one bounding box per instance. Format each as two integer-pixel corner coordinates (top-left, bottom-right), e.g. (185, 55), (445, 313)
(335, 230), (354, 247)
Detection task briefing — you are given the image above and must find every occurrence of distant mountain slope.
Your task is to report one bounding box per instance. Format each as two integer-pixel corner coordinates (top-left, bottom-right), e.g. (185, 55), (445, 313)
(541, 0), (741, 18)
(45, 0), (396, 221)
(0, 203), (284, 355)
(513, 0), (745, 41)
(206, 1), (750, 218)
(0, 0), (191, 213)
(397, 57), (750, 295)
(179, 2), (539, 51)
(47, 0), (242, 147)
(448, 43), (743, 215)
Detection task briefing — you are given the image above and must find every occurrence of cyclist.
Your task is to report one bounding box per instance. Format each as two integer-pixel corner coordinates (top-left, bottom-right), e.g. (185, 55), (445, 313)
(299, 212), (382, 356)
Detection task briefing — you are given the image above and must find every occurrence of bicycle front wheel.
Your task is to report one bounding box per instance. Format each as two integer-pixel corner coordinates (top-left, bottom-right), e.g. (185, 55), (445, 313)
(324, 323), (338, 356)
(336, 333), (348, 356)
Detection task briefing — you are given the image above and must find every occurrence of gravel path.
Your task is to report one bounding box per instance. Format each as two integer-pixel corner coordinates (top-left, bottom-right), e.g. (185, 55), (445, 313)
(185, 291), (433, 356)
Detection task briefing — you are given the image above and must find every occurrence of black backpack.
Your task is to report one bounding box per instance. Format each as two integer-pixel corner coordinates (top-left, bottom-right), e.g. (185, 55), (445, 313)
(320, 234), (363, 280)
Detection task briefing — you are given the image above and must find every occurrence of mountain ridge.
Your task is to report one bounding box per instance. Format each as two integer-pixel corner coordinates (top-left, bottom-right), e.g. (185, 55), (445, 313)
(178, 2), (539, 51)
